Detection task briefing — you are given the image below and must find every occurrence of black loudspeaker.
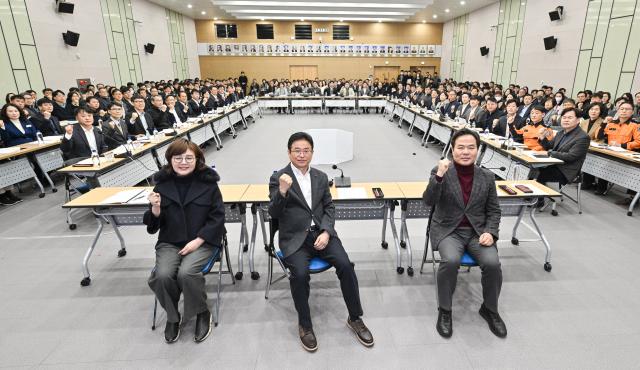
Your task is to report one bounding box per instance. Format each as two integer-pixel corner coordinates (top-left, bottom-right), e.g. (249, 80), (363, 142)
(144, 43), (155, 54)
(57, 2), (75, 14)
(544, 36), (557, 50)
(63, 31), (79, 46)
(480, 46), (489, 56)
(549, 6), (563, 21)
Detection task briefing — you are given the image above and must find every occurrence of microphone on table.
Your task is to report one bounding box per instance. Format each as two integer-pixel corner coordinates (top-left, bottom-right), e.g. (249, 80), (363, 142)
(484, 166), (507, 171)
(332, 164), (351, 188)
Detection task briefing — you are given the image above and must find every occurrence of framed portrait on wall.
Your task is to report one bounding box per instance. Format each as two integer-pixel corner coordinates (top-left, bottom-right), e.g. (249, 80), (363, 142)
(241, 44), (248, 53)
(266, 44), (273, 54)
(410, 45), (418, 54)
(306, 44), (314, 53)
(323, 44), (331, 54)
(419, 45), (427, 55)
(315, 44), (322, 53)
(347, 45), (354, 54)
(363, 45), (369, 54)
(401, 45), (409, 54)
(427, 45), (435, 55)
(224, 44), (232, 53)
(331, 44), (338, 53)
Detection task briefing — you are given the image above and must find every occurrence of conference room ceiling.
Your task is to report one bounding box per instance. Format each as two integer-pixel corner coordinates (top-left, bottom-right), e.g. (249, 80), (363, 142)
(148, 0), (498, 23)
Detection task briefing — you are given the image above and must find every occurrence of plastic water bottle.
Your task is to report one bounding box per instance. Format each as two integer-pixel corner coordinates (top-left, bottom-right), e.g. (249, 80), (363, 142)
(91, 149), (100, 166)
(484, 127), (489, 136)
(36, 131), (44, 145)
(126, 139), (133, 153)
(152, 128), (159, 142)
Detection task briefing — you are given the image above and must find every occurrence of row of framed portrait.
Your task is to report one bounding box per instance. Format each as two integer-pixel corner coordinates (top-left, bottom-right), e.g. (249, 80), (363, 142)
(197, 43), (442, 57)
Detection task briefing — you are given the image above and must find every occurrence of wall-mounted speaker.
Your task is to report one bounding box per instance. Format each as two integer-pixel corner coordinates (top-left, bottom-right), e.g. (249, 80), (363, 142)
(480, 46), (489, 56)
(63, 31), (79, 46)
(56, 1), (75, 14)
(543, 36), (557, 50)
(549, 6), (564, 21)
(144, 43), (155, 54)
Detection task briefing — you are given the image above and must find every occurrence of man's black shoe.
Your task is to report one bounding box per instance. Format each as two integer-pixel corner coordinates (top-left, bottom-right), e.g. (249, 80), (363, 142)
(436, 308), (452, 338)
(347, 317), (374, 347)
(165, 314), (182, 343)
(194, 310), (212, 343)
(6, 191), (22, 203)
(479, 304), (507, 338)
(298, 325), (318, 352)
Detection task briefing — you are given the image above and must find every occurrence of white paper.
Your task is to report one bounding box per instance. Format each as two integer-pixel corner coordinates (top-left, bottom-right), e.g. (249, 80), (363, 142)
(100, 189), (147, 204)
(337, 187), (368, 199)
(0, 147), (20, 154)
(43, 135), (62, 142)
(607, 146), (628, 152)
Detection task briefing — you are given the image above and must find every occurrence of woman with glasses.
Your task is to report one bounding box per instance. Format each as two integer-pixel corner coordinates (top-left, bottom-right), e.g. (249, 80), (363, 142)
(144, 139), (225, 344)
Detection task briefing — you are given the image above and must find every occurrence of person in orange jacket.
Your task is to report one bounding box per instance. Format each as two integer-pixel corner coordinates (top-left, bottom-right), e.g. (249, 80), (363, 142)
(516, 105), (554, 151)
(599, 101), (640, 151)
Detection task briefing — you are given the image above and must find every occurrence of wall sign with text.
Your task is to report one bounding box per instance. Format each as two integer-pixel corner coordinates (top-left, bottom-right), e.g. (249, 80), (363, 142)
(197, 43), (442, 57)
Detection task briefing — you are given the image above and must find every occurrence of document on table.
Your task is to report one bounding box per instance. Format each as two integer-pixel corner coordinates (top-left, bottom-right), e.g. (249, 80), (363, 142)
(0, 147), (20, 155)
(100, 189), (150, 204)
(337, 187), (368, 199)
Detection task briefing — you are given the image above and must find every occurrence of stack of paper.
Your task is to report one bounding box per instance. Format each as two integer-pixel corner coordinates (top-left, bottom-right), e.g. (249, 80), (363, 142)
(100, 189), (150, 204)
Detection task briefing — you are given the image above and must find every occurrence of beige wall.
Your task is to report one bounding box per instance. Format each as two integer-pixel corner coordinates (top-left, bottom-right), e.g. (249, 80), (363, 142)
(196, 20), (442, 80)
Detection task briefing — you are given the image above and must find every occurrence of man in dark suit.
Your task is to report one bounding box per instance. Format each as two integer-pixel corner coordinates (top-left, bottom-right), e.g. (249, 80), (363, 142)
(324, 82), (340, 114)
(536, 107), (590, 191)
(238, 71), (248, 96)
(492, 99), (525, 140)
(147, 96), (171, 131)
(30, 98), (62, 136)
(187, 90), (205, 117)
(165, 95), (187, 127)
(205, 87), (224, 111)
(60, 107), (107, 160)
(475, 98), (504, 131)
(127, 95), (155, 136)
(175, 91), (192, 117)
(268, 132), (373, 352)
(101, 102), (129, 150)
(441, 90), (460, 119)
(423, 128), (505, 339)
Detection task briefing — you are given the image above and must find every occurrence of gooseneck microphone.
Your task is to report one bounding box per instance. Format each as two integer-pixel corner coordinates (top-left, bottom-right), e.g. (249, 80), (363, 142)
(332, 164), (351, 188)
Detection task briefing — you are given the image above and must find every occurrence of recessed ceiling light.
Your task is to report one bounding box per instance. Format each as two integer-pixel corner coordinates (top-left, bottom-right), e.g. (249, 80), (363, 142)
(187, 4), (192, 8)
(300, 18), (304, 21)
(378, 19), (382, 22)
(445, 8), (450, 13)
(421, 20), (426, 23)
(340, 19), (344, 22)
(214, 17), (219, 20)
(432, 14), (438, 19)
(201, 11), (206, 15)
(460, 0), (466, 4)
(261, 18), (265, 20)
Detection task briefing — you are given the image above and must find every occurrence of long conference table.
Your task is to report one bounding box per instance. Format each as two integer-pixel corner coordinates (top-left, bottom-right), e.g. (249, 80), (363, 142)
(0, 139), (64, 197)
(63, 179), (560, 286)
(57, 99), (260, 228)
(257, 95), (387, 113)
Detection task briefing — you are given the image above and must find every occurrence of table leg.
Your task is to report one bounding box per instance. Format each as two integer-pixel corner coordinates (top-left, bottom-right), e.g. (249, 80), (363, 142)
(408, 115), (417, 137)
(109, 216), (127, 257)
(380, 204), (389, 249)
(400, 201), (413, 276)
(81, 214), (105, 286)
(510, 205), (526, 245)
(248, 204), (260, 280)
(236, 205), (247, 279)
(259, 206), (268, 251)
(627, 192), (639, 216)
(29, 161), (46, 198)
(398, 110), (405, 128)
(388, 201), (404, 274)
(528, 206), (553, 272)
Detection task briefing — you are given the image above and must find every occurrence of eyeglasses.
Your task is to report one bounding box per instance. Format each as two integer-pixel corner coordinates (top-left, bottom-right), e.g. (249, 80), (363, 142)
(172, 156), (195, 163)
(290, 149), (313, 156)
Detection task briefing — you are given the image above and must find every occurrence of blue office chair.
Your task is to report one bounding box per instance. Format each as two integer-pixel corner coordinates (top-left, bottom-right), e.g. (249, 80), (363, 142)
(419, 205), (479, 307)
(152, 233), (235, 330)
(265, 218), (332, 299)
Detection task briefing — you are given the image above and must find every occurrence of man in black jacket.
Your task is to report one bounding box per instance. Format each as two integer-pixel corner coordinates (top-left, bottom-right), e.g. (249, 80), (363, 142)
(187, 90), (205, 117)
(147, 95), (171, 131)
(475, 98), (504, 131)
(102, 102), (129, 149)
(127, 95), (155, 135)
(238, 71), (248, 96)
(60, 107), (107, 160)
(30, 98), (62, 136)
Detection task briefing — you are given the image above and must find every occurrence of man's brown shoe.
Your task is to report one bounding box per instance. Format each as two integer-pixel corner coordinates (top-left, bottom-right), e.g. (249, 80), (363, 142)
(299, 325), (318, 352)
(347, 318), (374, 347)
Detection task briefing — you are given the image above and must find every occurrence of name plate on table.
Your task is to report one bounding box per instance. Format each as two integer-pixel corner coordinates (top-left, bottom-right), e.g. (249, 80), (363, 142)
(337, 187), (367, 199)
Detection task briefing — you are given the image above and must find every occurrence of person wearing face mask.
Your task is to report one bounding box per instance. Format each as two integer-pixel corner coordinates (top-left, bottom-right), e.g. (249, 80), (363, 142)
(423, 128), (505, 339)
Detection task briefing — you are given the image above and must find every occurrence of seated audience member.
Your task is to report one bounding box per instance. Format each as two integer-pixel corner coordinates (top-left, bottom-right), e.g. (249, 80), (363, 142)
(0, 103), (38, 146)
(441, 90), (460, 119)
(535, 108), (590, 204)
(455, 93), (471, 120)
(187, 90), (205, 117)
(165, 95), (186, 126)
(60, 107), (108, 160)
(423, 128), (505, 339)
(176, 91), (192, 117)
(65, 91), (82, 119)
(515, 105), (552, 151)
(517, 94), (534, 120)
(492, 99), (525, 140)
(224, 85), (239, 105)
(467, 95), (482, 125)
(101, 102), (129, 150)
(148, 95), (171, 131)
(52, 90), (73, 121)
(127, 95), (155, 135)
(339, 82), (355, 97)
(85, 96), (108, 126)
(30, 98), (62, 136)
(579, 103), (606, 189)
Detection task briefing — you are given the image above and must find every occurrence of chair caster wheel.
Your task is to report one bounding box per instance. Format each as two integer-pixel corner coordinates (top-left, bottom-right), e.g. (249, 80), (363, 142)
(233, 135), (237, 139)
(217, 147), (221, 151)
(396, 267), (404, 274)
(220, 145), (223, 149)
(544, 262), (552, 272)
(80, 277), (91, 286)
(551, 210), (558, 216)
(214, 322), (219, 327)
(400, 241), (406, 248)
(117, 249), (127, 257)
(235, 272), (243, 280)
(52, 188), (58, 193)
(251, 271), (260, 280)
(407, 267), (414, 276)
(152, 324), (156, 330)
(243, 244), (249, 253)
(39, 193), (45, 198)
(69, 224), (77, 230)
(381, 241), (388, 249)
(264, 245), (270, 252)
(627, 211), (633, 216)
(511, 237), (519, 245)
